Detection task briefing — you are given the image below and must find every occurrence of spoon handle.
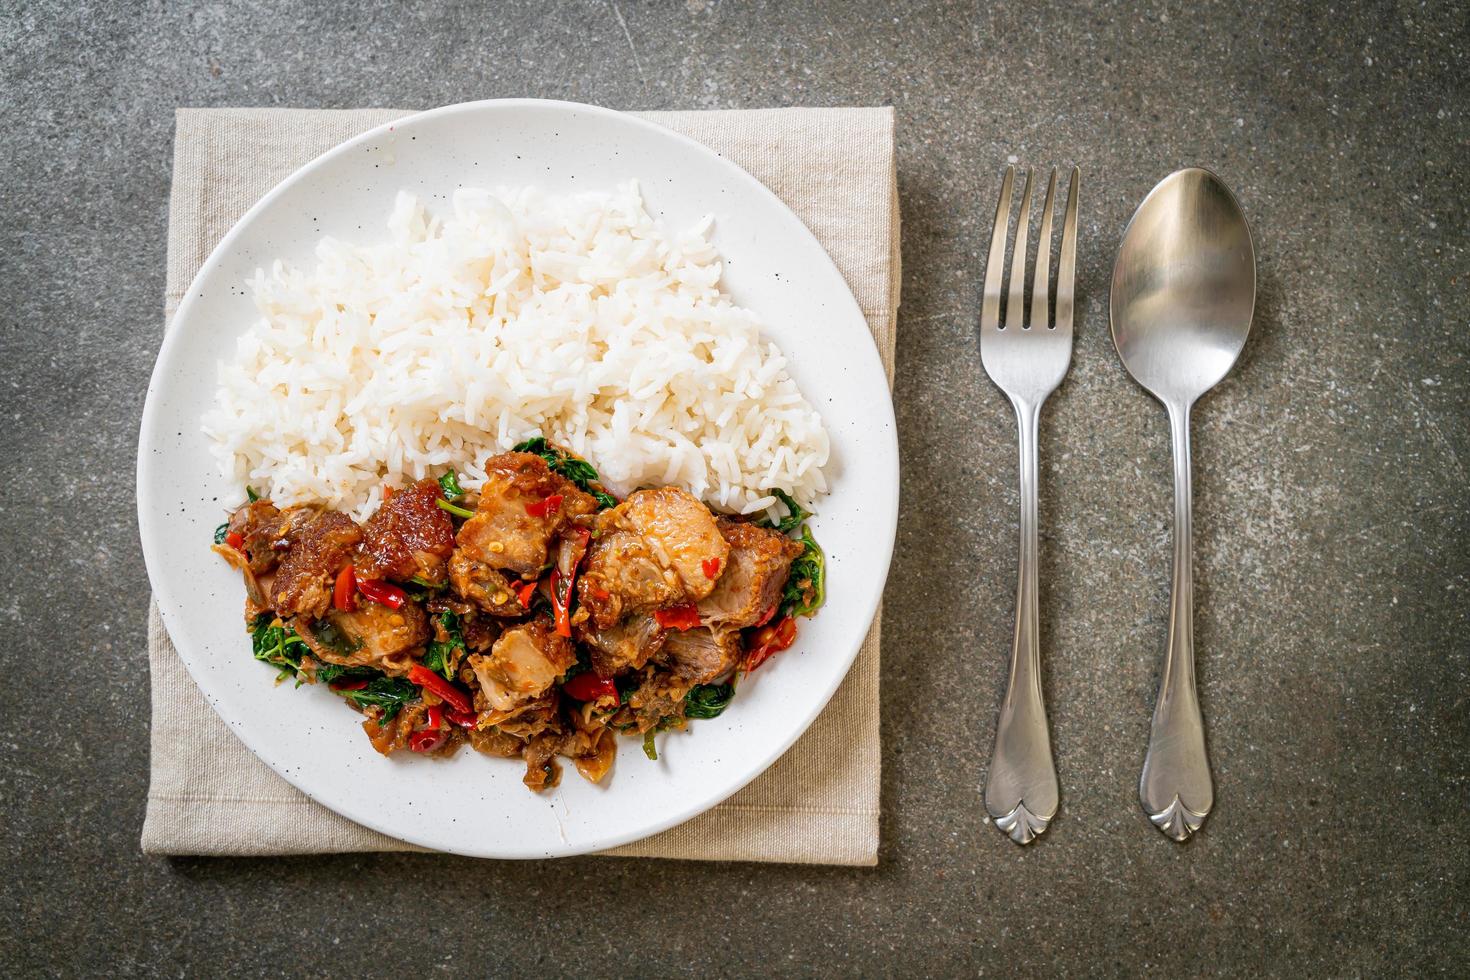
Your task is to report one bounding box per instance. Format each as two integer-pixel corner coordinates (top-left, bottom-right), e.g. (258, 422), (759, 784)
(985, 397), (1059, 844)
(1140, 401), (1214, 840)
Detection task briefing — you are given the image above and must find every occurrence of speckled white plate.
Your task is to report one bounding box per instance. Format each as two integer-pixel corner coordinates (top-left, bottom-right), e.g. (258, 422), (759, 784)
(137, 99), (897, 858)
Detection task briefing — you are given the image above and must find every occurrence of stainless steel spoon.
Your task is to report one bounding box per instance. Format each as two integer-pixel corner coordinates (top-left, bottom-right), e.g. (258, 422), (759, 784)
(1109, 168), (1255, 841)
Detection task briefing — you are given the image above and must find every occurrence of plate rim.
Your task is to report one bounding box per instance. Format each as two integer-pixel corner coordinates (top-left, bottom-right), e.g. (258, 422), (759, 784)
(137, 97), (898, 857)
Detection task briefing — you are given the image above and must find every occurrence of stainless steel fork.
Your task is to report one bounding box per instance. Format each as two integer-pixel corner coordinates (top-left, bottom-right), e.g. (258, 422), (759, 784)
(979, 166), (1079, 845)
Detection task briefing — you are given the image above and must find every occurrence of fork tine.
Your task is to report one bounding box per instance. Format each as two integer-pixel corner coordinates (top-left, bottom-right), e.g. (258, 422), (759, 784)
(980, 167), (1014, 331)
(1054, 166), (1080, 333)
(1006, 169), (1034, 328)
(1030, 169), (1058, 329)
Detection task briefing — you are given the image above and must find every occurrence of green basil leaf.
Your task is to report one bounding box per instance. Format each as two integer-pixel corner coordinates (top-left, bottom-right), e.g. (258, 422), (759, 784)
(684, 682), (735, 719)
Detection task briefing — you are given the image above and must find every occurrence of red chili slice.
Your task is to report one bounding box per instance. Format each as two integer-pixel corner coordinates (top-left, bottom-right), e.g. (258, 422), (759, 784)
(562, 672), (618, 703)
(408, 664), (473, 714)
(329, 677), (368, 692)
(225, 531), (245, 551)
(654, 603), (702, 631)
(408, 728), (445, 753)
(525, 493), (564, 518)
(702, 556), (722, 579)
(745, 616), (797, 671)
(333, 565), (357, 612)
(446, 708), (478, 729)
(409, 703), (447, 752)
(357, 577), (407, 609)
(516, 580), (538, 607)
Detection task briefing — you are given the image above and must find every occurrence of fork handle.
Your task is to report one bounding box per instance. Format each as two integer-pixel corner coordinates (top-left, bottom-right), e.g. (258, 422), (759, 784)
(1139, 400), (1214, 840)
(984, 397), (1059, 845)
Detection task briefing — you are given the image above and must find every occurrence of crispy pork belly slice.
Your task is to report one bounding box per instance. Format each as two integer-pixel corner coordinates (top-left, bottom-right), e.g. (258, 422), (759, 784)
(454, 452), (597, 577)
(623, 669), (695, 733)
(576, 528), (681, 629)
(468, 620), (575, 712)
(567, 727), (616, 785)
(272, 511), (362, 620)
(467, 726), (524, 759)
(356, 479), (456, 583)
(483, 692), (561, 740)
(522, 733), (563, 792)
(225, 499), (317, 575)
(448, 550), (531, 617)
(659, 627), (743, 685)
(295, 600), (429, 675)
(578, 487), (729, 629)
(576, 613), (666, 677)
(697, 519), (805, 628)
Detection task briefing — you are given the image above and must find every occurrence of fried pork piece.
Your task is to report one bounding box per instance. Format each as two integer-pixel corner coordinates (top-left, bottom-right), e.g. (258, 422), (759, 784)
(272, 511), (362, 620)
(455, 452), (597, 577)
(449, 452), (596, 615)
(295, 600), (430, 675)
(564, 726), (616, 785)
(355, 479), (456, 583)
(448, 554), (527, 618)
(696, 519), (804, 628)
(522, 733), (564, 791)
(659, 627), (743, 685)
(426, 596), (501, 655)
(467, 619), (575, 712)
(577, 488), (730, 630)
(620, 668), (695, 733)
(467, 726), (524, 759)
(576, 613), (666, 677)
(362, 702), (463, 757)
(225, 500), (317, 575)
(485, 692), (561, 740)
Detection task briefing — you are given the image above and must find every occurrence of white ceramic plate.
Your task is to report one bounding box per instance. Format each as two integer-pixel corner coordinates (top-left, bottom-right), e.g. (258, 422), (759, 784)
(137, 99), (897, 858)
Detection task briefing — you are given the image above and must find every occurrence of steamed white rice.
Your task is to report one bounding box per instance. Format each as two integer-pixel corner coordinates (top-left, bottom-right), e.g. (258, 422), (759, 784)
(202, 182), (830, 522)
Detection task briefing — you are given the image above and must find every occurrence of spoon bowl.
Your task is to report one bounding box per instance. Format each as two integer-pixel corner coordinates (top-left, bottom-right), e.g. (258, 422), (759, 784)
(1109, 167), (1255, 840)
(1110, 168), (1255, 406)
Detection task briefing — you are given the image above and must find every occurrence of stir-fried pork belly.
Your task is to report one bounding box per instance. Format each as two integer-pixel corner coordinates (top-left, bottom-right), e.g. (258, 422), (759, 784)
(459, 452), (597, 575)
(364, 702), (458, 757)
(485, 691), (561, 739)
(356, 479), (456, 583)
(226, 500), (317, 575)
(448, 554), (528, 617)
(578, 487), (729, 629)
(659, 627), (743, 685)
(468, 619), (575, 712)
(522, 733), (565, 791)
(697, 519), (805, 628)
(215, 444), (823, 793)
(576, 613), (666, 677)
(296, 601), (430, 675)
(272, 511), (362, 620)
(466, 725), (524, 759)
(450, 452), (597, 615)
(215, 502), (320, 618)
(620, 668), (696, 733)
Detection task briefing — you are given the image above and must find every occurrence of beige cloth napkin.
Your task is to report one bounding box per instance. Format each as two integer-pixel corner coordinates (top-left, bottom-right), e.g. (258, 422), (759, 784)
(144, 105), (899, 866)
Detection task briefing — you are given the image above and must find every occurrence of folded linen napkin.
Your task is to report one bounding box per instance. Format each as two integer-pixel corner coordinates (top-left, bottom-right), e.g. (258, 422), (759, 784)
(143, 105), (899, 866)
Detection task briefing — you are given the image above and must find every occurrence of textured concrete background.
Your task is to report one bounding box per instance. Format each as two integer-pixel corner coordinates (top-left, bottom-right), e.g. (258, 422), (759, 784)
(2, 0), (1466, 974)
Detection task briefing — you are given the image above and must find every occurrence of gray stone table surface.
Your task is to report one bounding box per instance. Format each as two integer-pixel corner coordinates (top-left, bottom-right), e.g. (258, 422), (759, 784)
(3, 0), (1466, 975)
